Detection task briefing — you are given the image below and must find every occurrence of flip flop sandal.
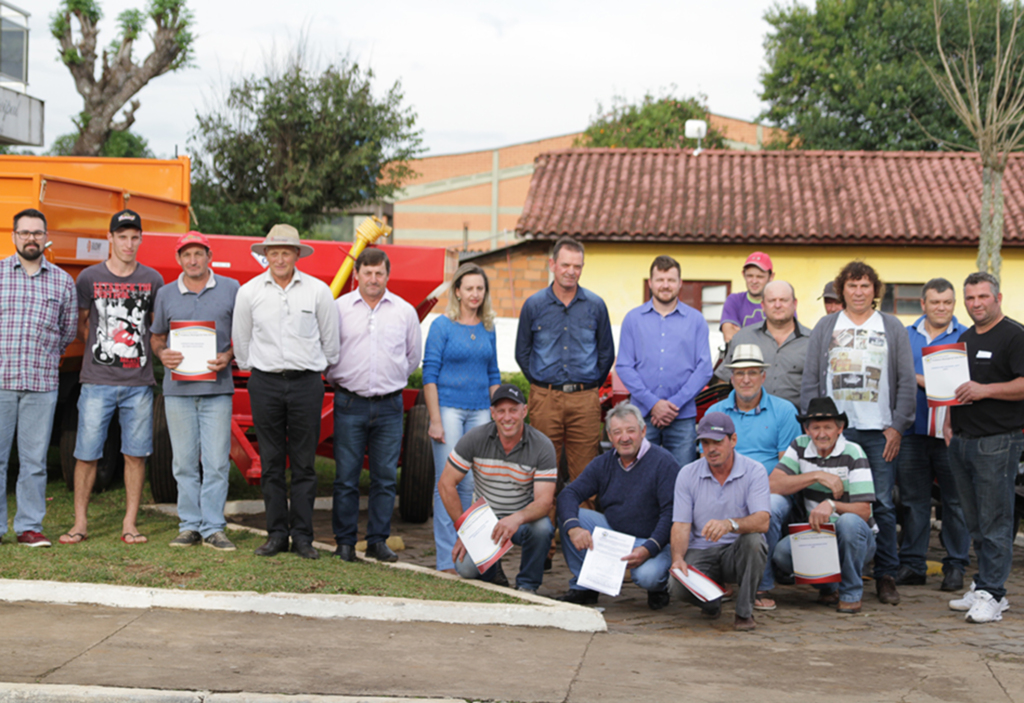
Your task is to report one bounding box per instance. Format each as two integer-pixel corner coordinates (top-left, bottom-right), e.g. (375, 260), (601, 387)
(58, 532), (87, 545)
(754, 591), (777, 611)
(121, 533), (148, 545)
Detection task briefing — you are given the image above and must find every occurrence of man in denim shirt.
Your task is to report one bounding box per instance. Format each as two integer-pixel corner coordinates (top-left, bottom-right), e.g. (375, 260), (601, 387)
(515, 237), (614, 500)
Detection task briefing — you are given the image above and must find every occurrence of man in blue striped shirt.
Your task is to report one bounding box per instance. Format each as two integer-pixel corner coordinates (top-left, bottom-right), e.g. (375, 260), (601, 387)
(0, 209), (78, 548)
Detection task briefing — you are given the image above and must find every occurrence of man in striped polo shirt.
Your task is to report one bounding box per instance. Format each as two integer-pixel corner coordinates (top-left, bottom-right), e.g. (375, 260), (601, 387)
(438, 383), (557, 593)
(769, 397), (877, 614)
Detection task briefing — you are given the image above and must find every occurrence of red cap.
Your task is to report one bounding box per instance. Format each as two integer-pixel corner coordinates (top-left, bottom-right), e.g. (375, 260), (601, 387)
(175, 231), (211, 253)
(743, 251), (773, 272)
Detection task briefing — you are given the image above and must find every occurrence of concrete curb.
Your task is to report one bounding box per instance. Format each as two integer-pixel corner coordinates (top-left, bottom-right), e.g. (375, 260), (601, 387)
(0, 578), (607, 632)
(0, 683), (453, 702)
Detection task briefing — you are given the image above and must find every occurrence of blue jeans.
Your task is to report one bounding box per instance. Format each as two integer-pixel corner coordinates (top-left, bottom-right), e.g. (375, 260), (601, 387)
(431, 405), (490, 570)
(455, 516), (553, 591)
(774, 513), (876, 603)
(896, 434), (970, 575)
(559, 509), (672, 593)
(0, 389), (58, 535)
(332, 391), (404, 546)
(843, 428), (897, 579)
(75, 383), (153, 460)
(947, 432), (1024, 601)
(645, 415), (697, 467)
(760, 493), (795, 592)
(164, 394), (233, 537)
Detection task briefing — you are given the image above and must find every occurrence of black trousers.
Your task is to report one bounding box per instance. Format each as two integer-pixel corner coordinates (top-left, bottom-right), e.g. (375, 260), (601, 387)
(248, 369), (324, 542)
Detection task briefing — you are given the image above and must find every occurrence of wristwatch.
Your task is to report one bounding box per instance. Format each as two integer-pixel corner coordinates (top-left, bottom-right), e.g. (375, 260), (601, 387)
(827, 499), (837, 512)
(728, 518), (739, 533)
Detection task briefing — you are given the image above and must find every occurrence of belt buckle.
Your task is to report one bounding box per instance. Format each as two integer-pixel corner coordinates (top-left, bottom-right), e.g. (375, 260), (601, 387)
(562, 383), (576, 393)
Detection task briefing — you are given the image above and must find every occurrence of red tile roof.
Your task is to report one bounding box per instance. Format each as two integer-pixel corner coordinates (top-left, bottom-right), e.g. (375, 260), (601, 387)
(515, 149), (1024, 247)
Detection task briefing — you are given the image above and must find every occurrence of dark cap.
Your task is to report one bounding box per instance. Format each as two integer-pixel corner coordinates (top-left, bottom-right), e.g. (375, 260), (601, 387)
(819, 281), (839, 301)
(697, 412), (735, 441)
(490, 383), (526, 406)
(796, 397), (849, 427)
(110, 209), (142, 233)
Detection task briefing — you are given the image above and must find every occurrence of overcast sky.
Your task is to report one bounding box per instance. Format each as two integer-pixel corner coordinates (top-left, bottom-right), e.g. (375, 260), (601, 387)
(23, 0), (785, 158)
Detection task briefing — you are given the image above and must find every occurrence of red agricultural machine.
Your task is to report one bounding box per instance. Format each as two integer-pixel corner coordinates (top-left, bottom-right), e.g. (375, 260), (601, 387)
(0, 155), (448, 523)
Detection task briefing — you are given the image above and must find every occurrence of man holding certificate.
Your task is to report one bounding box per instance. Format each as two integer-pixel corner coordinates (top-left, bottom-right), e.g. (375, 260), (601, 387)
(438, 384), (557, 593)
(669, 412), (770, 631)
(943, 272), (1024, 624)
(769, 397), (877, 614)
(151, 232), (240, 551)
(555, 402), (680, 609)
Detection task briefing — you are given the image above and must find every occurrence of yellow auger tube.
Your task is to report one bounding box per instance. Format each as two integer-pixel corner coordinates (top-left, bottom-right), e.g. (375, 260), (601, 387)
(329, 216), (393, 299)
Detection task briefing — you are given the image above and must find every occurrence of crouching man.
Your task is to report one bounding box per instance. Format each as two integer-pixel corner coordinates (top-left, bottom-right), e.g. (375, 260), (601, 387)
(769, 397), (877, 614)
(438, 384), (556, 593)
(669, 412), (770, 631)
(555, 402), (680, 609)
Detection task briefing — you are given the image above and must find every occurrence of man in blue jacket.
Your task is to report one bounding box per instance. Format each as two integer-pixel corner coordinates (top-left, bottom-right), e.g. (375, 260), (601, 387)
(555, 402), (680, 610)
(896, 278), (971, 591)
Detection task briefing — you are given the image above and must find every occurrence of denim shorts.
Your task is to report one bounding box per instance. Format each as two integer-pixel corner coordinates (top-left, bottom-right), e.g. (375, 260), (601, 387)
(74, 383), (154, 460)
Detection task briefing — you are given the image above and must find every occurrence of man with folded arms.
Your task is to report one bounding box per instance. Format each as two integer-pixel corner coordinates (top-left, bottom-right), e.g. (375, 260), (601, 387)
(769, 397), (877, 614)
(438, 384), (556, 593)
(669, 412), (770, 631)
(555, 402), (680, 610)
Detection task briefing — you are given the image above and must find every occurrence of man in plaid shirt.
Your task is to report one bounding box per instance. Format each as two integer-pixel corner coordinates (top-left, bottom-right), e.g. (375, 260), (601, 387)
(0, 208), (78, 547)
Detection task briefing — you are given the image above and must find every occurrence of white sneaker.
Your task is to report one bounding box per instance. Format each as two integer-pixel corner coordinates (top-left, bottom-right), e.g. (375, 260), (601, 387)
(949, 582), (977, 611)
(964, 590), (1010, 623)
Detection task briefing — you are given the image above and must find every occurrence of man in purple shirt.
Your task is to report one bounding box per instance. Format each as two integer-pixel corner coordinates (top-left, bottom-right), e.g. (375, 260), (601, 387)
(326, 248), (422, 563)
(669, 412), (770, 631)
(720, 251), (774, 344)
(617, 256), (712, 467)
(0, 209), (77, 548)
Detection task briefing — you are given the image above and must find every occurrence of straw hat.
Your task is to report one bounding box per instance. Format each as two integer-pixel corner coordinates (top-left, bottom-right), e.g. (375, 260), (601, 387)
(250, 224), (314, 259)
(724, 344), (770, 369)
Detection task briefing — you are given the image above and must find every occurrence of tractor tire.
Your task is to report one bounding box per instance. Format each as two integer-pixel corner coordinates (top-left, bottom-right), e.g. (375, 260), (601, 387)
(59, 403), (123, 493)
(399, 403), (433, 523)
(149, 394), (177, 505)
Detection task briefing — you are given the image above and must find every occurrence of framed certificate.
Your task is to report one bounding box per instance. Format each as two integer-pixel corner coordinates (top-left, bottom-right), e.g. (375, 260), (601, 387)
(169, 321), (217, 381)
(922, 342), (970, 407)
(789, 523), (842, 584)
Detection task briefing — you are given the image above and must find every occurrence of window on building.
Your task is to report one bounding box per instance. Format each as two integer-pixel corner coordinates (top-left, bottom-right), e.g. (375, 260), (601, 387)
(643, 280), (731, 322)
(881, 283), (923, 315)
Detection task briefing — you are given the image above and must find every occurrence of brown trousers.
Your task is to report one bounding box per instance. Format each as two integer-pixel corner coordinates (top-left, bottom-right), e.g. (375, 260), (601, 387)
(528, 385), (602, 512)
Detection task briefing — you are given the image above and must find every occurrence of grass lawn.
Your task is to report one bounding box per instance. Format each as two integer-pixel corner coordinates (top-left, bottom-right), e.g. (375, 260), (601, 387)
(1, 480), (523, 605)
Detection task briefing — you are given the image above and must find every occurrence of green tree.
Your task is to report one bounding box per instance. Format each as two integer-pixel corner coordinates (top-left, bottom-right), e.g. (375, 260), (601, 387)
(48, 130), (155, 158)
(50, 0), (195, 156)
(188, 51), (422, 235)
(759, 0), (1019, 150)
(576, 92), (727, 149)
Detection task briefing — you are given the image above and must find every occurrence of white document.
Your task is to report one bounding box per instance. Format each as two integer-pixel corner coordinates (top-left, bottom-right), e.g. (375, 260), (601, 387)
(455, 498), (511, 571)
(789, 523), (842, 584)
(922, 343), (970, 407)
(169, 321), (217, 381)
(671, 565), (726, 602)
(576, 527), (635, 597)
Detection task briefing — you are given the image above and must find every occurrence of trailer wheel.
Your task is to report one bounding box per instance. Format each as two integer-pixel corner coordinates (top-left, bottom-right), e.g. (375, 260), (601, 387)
(399, 403), (433, 523)
(149, 394), (177, 504)
(59, 403), (123, 493)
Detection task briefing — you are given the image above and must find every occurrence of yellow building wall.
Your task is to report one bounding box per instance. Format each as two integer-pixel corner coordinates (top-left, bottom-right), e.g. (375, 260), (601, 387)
(582, 242), (1024, 329)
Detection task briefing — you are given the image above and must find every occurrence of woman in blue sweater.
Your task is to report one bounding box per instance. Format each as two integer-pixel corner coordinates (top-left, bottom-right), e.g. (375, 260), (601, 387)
(422, 263), (501, 572)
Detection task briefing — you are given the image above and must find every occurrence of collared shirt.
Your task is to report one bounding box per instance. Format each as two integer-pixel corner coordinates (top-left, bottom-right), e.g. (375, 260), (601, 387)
(232, 268), (339, 373)
(515, 284), (614, 386)
(906, 314), (968, 436)
(776, 434), (877, 531)
(448, 422), (558, 519)
(715, 319), (812, 408)
(707, 389), (802, 473)
(618, 437), (652, 471)
(672, 451), (770, 551)
(151, 272), (239, 396)
(326, 288), (422, 396)
(616, 299), (712, 419)
(0, 255), (77, 392)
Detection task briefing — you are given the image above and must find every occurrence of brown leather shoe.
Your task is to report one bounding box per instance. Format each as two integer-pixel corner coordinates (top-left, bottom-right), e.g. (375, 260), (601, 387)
(876, 575), (901, 605)
(733, 614), (757, 631)
(816, 590), (840, 606)
(837, 600), (862, 614)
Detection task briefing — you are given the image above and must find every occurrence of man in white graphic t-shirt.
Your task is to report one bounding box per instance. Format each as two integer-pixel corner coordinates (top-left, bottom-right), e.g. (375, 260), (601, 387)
(800, 261), (915, 608)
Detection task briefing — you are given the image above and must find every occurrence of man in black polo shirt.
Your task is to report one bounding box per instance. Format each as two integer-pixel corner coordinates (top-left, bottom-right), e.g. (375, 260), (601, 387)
(944, 271), (1024, 624)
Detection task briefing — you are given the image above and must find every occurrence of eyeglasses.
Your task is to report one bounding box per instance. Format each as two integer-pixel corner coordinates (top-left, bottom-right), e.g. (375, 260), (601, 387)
(14, 230), (46, 240)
